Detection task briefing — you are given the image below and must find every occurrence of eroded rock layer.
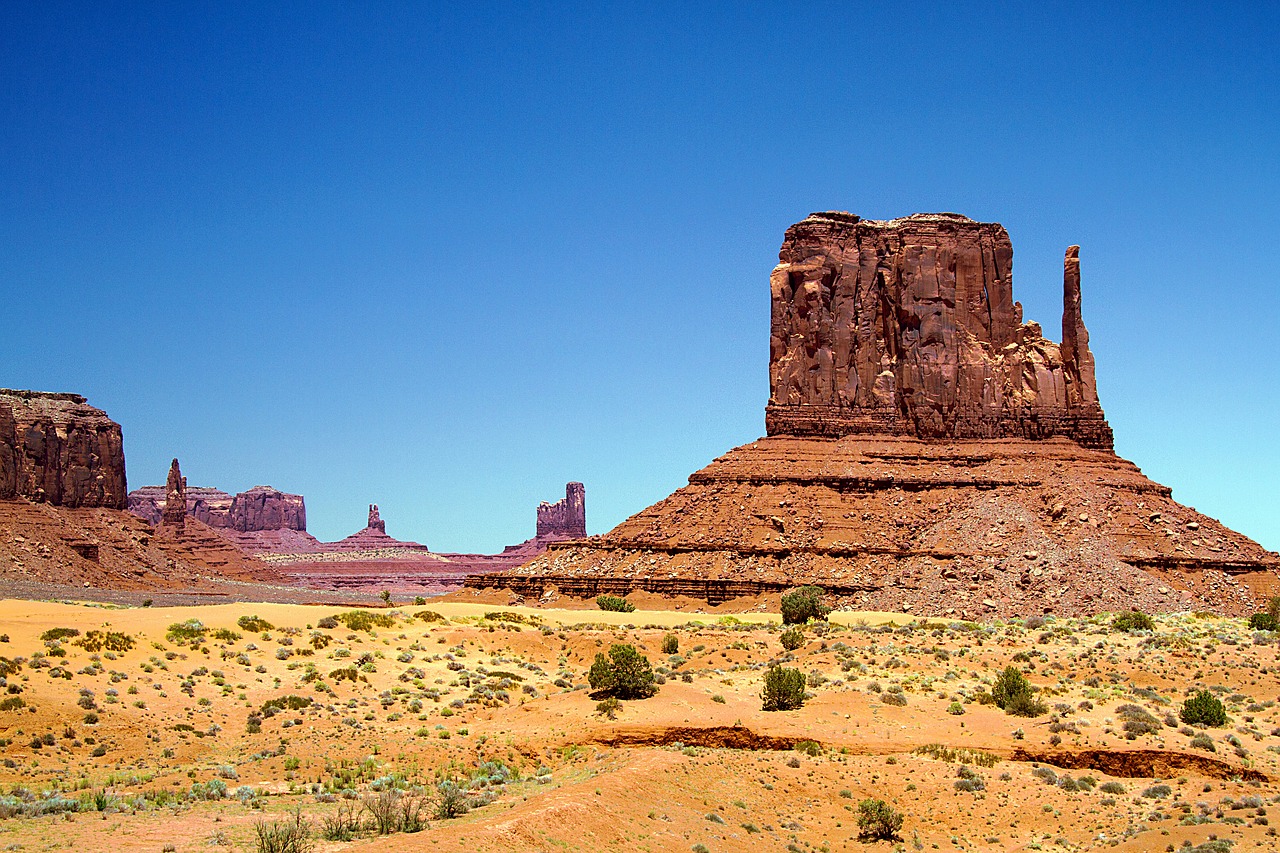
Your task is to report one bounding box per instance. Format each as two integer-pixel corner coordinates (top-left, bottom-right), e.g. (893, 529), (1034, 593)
(469, 435), (1279, 615)
(766, 213), (1112, 448)
(0, 390), (127, 508)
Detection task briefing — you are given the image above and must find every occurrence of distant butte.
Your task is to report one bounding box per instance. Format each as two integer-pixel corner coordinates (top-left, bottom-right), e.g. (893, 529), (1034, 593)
(469, 212), (1279, 616)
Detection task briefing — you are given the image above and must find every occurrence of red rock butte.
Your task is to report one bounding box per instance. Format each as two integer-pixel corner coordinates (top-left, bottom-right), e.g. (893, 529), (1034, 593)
(468, 212), (1279, 617)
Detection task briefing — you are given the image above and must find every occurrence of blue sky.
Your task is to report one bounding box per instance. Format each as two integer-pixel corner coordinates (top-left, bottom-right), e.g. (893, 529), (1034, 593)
(2, 2), (1276, 551)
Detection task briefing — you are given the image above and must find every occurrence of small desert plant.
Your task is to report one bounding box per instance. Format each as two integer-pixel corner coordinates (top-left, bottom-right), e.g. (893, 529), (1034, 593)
(1111, 610), (1154, 632)
(588, 644), (657, 699)
(992, 666), (1045, 717)
(661, 634), (679, 654)
(761, 665), (806, 711)
(166, 619), (207, 644)
(780, 586), (828, 624)
(40, 627), (79, 642)
(595, 595), (635, 613)
(254, 807), (313, 853)
(596, 697), (621, 719)
(1180, 689), (1227, 727)
(1190, 732), (1216, 752)
(779, 626), (805, 651)
(334, 611), (395, 632)
(857, 798), (903, 841)
(321, 801), (362, 841)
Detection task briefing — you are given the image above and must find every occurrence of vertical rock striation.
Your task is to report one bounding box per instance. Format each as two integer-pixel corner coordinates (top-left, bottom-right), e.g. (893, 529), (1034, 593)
(0, 390), (127, 508)
(536, 482), (586, 539)
(765, 213), (1113, 449)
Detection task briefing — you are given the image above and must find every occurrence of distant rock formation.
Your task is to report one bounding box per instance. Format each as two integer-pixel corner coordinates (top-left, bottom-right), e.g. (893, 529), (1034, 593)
(0, 389), (127, 508)
(162, 459), (187, 529)
(130, 482), (305, 532)
(470, 212), (1278, 617)
(328, 503), (429, 552)
(229, 486), (307, 533)
(536, 483), (586, 539)
(765, 213), (1113, 449)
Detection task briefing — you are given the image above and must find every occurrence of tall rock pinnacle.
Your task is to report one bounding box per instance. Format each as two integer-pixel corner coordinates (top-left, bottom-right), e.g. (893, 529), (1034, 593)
(162, 458), (187, 530)
(1061, 245), (1099, 407)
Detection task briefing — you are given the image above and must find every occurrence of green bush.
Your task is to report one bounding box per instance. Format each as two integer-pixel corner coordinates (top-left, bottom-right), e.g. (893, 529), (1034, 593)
(40, 627), (79, 642)
(334, 611), (395, 632)
(237, 616), (274, 633)
(1180, 689), (1227, 727)
(661, 633), (679, 655)
(166, 619), (207, 644)
(779, 626), (805, 651)
(1111, 610), (1155, 632)
(857, 798), (903, 841)
(780, 586), (829, 625)
(595, 595), (635, 613)
(992, 666), (1046, 717)
(1248, 612), (1278, 632)
(596, 697), (621, 719)
(588, 644), (657, 699)
(761, 665), (806, 711)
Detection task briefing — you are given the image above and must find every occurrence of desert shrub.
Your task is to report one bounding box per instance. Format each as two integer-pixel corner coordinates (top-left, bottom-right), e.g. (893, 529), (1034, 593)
(334, 611), (395, 632)
(1117, 703), (1162, 739)
(316, 616), (338, 630)
(0, 697), (24, 712)
(1180, 690), (1227, 727)
(1111, 611), (1155, 632)
(434, 780), (468, 819)
(596, 697), (621, 719)
(794, 740), (822, 757)
(416, 610), (444, 623)
(40, 627), (79, 642)
(947, 701), (965, 715)
(1141, 784), (1172, 799)
(761, 665), (806, 712)
(595, 595), (635, 613)
(857, 798), (903, 841)
(254, 807), (313, 853)
(779, 626), (805, 651)
(1248, 612), (1278, 632)
(1099, 781), (1125, 794)
(75, 631), (133, 653)
(992, 666), (1045, 717)
(1190, 732), (1216, 752)
(913, 744), (999, 768)
(237, 616), (274, 633)
(262, 695), (312, 714)
(661, 634), (679, 655)
(321, 801), (362, 841)
(166, 620), (207, 644)
(781, 586), (829, 625)
(587, 644), (657, 699)
(881, 691), (907, 706)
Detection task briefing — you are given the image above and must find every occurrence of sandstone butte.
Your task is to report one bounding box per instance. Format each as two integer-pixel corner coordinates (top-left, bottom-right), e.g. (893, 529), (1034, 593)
(0, 396), (280, 588)
(467, 212), (1280, 617)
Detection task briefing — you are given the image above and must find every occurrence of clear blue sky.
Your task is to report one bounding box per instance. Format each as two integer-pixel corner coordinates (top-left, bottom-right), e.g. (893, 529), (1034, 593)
(2, 2), (1276, 552)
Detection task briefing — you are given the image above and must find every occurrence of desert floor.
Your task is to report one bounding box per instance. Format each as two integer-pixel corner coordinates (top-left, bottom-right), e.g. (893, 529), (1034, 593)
(0, 594), (1275, 852)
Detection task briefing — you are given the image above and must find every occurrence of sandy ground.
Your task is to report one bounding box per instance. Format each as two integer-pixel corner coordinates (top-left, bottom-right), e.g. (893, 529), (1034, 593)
(0, 596), (1276, 852)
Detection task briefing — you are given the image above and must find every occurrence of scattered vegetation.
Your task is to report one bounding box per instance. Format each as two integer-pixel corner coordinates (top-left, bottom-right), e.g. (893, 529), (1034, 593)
(237, 615), (274, 633)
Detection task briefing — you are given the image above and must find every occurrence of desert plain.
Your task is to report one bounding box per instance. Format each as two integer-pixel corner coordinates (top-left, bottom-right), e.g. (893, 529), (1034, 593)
(0, 591), (1275, 853)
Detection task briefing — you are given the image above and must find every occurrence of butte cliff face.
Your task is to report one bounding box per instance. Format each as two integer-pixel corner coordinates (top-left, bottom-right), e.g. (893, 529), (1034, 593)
(469, 213), (1279, 617)
(0, 390), (127, 508)
(766, 213), (1112, 448)
(536, 483), (586, 539)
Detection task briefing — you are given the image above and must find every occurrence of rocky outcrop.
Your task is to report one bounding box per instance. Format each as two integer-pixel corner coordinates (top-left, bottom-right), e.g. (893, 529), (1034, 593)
(129, 485), (234, 527)
(228, 486), (306, 533)
(0, 390), (127, 508)
(469, 212), (1279, 616)
(162, 459), (187, 529)
(328, 504), (429, 552)
(367, 504), (385, 532)
(536, 482), (586, 539)
(765, 213), (1113, 449)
